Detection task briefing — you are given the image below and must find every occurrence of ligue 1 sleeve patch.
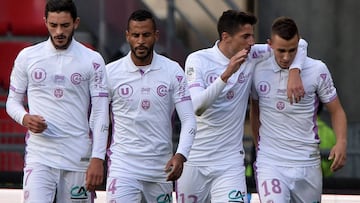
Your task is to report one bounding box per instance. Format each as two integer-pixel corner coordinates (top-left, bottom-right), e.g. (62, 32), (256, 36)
(186, 67), (195, 82)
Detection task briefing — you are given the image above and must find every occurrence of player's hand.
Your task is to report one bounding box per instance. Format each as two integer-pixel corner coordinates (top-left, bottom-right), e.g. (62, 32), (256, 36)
(287, 68), (305, 104)
(221, 49), (249, 82)
(328, 140), (347, 172)
(165, 153), (186, 181)
(22, 114), (47, 133)
(85, 158), (104, 191)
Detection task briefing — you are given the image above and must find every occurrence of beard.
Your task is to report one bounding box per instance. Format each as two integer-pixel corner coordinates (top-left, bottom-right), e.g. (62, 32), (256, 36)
(50, 29), (75, 50)
(131, 45), (154, 61)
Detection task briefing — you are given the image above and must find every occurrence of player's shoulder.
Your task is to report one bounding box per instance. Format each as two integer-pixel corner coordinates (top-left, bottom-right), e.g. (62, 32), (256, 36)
(74, 41), (103, 59)
(106, 56), (126, 66)
(154, 52), (182, 71)
(105, 55), (127, 73)
(303, 57), (328, 71)
(187, 46), (214, 60)
(17, 41), (46, 58)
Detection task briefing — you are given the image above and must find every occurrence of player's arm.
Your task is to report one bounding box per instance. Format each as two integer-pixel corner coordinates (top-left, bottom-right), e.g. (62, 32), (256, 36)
(6, 91), (47, 133)
(251, 39), (308, 104)
(324, 97), (347, 172)
(185, 49), (248, 116)
(6, 51), (47, 133)
(250, 98), (260, 148)
(86, 58), (109, 191)
(166, 67), (197, 181)
(165, 99), (196, 181)
(185, 56), (226, 116)
(287, 38), (308, 104)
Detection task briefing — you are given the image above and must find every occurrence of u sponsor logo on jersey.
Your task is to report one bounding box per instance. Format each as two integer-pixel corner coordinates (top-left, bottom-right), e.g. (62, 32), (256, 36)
(157, 85), (168, 97)
(206, 73), (218, 84)
(257, 81), (270, 96)
(118, 84), (133, 98)
(31, 68), (46, 83)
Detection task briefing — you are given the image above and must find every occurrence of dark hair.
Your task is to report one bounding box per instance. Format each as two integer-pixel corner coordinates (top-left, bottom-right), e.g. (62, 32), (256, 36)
(45, 0), (78, 21)
(217, 10), (257, 40)
(271, 17), (299, 40)
(127, 9), (157, 31)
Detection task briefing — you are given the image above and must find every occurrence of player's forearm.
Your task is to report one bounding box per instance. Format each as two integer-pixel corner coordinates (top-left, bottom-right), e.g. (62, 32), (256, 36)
(191, 77), (226, 116)
(250, 99), (260, 147)
(90, 96), (109, 160)
(330, 107), (347, 146)
(175, 100), (197, 160)
(289, 38), (308, 71)
(6, 91), (28, 126)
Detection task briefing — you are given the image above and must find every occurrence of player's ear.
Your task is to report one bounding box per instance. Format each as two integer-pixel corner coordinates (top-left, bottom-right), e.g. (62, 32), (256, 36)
(221, 32), (230, 42)
(267, 38), (272, 48)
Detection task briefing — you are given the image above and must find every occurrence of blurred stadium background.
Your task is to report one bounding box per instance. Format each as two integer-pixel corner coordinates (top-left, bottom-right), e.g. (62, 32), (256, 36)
(1, 0), (359, 201)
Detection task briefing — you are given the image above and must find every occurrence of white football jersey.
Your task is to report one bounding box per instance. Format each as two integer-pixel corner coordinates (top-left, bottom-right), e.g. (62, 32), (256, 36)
(184, 41), (273, 165)
(252, 56), (337, 167)
(7, 38), (108, 171)
(106, 51), (195, 182)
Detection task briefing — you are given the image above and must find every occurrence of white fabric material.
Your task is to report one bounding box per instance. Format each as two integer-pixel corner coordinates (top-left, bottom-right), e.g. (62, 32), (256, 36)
(106, 176), (172, 202)
(177, 161), (248, 203)
(106, 51), (196, 182)
(6, 38), (109, 170)
(255, 164), (322, 203)
(23, 163), (93, 203)
(252, 56), (337, 167)
(184, 39), (307, 166)
(184, 41), (270, 166)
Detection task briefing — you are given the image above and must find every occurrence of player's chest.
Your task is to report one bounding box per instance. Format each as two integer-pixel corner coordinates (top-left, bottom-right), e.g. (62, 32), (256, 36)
(27, 57), (92, 88)
(113, 72), (172, 103)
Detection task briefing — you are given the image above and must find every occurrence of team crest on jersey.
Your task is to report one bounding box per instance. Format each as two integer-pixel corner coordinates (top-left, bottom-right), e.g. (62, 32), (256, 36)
(257, 81), (271, 96)
(31, 68), (46, 83)
(276, 101), (285, 110)
(141, 99), (151, 110)
(157, 85), (168, 97)
(226, 90), (234, 100)
(238, 72), (245, 83)
(118, 84), (133, 98)
(54, 88), (64, 98)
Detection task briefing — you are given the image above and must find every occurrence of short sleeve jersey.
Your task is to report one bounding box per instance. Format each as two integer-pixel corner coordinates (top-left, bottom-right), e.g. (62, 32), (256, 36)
(185, 41), (271, 165)
(106, 51), (191, 182)
(252, 56), (337, 167)
(9, 38), (108, 171)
